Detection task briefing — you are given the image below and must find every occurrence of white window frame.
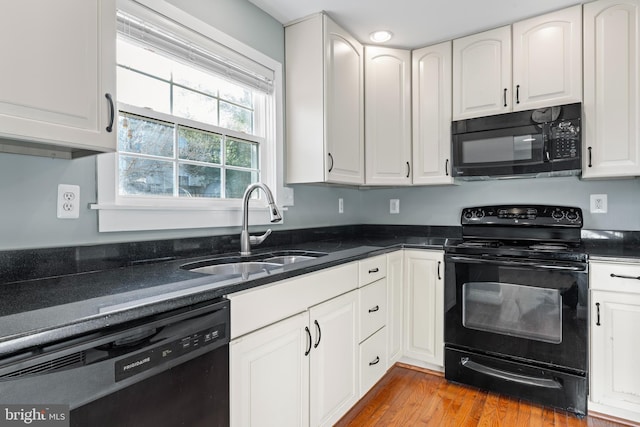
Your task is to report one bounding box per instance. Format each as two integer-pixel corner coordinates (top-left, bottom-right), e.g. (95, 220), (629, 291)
(92, 0), (289, 232)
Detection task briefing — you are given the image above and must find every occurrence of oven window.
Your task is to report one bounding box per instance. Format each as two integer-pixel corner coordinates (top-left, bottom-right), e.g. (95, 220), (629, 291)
(462, 282), (562, 344)
(461, 134), (539, 163)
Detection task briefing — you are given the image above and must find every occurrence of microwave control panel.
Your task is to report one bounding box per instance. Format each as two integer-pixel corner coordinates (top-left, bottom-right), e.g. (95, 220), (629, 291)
(549, 119), (580, 160)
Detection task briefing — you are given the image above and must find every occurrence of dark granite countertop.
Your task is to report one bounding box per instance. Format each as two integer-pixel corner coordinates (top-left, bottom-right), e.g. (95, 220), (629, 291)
(0, 225), (451, 358)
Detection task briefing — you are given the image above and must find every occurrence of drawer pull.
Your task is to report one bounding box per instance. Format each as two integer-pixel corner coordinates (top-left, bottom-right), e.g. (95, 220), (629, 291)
(368, 267), (380, 274)
(610, 273), (640, 280)
(368, 305), (380, 313)
(369, 356), (380, 366)
(596, 302), (601, 326)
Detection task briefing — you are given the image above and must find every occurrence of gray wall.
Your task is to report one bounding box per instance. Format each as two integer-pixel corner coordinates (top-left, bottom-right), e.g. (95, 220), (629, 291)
(0, 0), (639, 251)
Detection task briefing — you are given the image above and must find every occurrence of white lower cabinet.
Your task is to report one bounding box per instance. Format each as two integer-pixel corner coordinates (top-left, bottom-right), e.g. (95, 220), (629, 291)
(359, 327), (388, 395)
(230, 290), (359, 427)
(403, 250), (444, 368)
(386, 250), (404, 365)
(589, 260), (640, 424)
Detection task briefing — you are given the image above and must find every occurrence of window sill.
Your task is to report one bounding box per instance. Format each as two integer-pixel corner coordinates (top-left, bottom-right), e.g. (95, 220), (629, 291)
(90, 203), (286, 232)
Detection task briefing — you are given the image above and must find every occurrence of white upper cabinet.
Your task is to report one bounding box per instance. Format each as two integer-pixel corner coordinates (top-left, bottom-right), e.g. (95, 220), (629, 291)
(512, 5), (582, 111)
(0, 0), (116, 158)
(453, 6), (582, 120)
(412, 41), (454, 185)
(364, 46), (412, 185)
(583, 0), (640, 179)
(453, 26), (512, 120)
(286, 13), (364, 185)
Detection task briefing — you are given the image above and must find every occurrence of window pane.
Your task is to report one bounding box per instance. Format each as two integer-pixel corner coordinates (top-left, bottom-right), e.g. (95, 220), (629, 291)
(117, 39), (172, 80)
(178, 127), (222, 164)
(220, 101), (252, 133)
(226, 169), (258, 199)
(220, 80), (252, 107)
(117, 68), (171, 114)
(172, 61), (221, 97)
(226, 138), (258, 168)
(173, 87), (218, 126)
(118, 114), (174, 157)
(119, 155), (174, 196)
(178, 164), (221, 198)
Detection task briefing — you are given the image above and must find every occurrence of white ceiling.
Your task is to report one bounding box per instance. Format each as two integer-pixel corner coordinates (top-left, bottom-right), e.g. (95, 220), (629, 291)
(249, 0), (586, 49)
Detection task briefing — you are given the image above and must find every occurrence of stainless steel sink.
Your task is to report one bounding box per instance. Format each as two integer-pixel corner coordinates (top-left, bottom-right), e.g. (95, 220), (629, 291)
(188, 261), (280, 276)
(261, 255), (317, 264)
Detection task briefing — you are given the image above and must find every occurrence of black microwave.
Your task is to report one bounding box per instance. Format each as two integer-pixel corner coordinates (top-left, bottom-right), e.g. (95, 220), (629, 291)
(451, 103), (581, 179)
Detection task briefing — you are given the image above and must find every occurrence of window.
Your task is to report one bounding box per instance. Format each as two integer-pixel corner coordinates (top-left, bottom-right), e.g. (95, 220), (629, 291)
(94, 0), (285, 232)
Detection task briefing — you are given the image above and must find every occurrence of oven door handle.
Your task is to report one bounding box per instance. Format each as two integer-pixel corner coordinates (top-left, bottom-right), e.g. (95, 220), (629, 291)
(461, 357), (562, 389)
(446, 255), (586, 271)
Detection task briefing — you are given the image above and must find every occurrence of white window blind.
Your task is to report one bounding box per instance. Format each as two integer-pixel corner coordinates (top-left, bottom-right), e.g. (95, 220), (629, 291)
(116, 9), (274, 94)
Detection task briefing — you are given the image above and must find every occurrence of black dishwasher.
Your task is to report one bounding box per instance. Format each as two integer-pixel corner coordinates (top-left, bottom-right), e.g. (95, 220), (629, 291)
(0, 298), (229, 427)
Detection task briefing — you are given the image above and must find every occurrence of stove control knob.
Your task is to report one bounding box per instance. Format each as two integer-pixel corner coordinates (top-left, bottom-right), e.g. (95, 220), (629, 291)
(552, 210), (565, 220)
(474, 209), (485, 219)
(566, 210), (579, 221)
(463, 210), (473, 220)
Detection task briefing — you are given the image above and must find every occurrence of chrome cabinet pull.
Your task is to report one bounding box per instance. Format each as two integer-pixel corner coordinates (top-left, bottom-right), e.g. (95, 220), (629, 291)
(368, 267), (379, 274)
(595, 302), (601, 326)
(304, 327), (311, 356)
(610, 273), (640, 280)
(328, 153), (334, 173)
(369, 356), (380, 366)
(368, 305), (379, 313)
(313, 320), (321, 348)
(105, 93), (115, 133)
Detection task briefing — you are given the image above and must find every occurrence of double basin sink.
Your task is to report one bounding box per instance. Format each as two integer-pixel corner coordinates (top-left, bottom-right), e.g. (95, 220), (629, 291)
(181, 250), (328, 277)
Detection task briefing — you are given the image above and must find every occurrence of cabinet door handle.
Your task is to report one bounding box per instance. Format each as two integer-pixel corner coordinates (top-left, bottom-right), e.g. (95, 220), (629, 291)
(595, 302), (601, 326)
(304, 326), (312, 356)
(503, 88), (507, 107)
(105, 93), (115, 133)
(516, 85), (520, 104)
(437, 261), (442, 280)
(610, 273), (640, 280)
(406, 161), (411, 178)
(588, 147), (593, 168)
(328, 153), (334, 173)
(313, 320), (321, 348)
(445, 159), (449, 176)
(368, 305), (379, 313)
(368, 267), (379, 274)
(369, 356), (380, 366)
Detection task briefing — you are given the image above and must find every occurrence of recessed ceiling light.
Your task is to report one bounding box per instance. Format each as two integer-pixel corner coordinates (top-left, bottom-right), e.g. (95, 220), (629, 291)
(369, 30), (393, 43)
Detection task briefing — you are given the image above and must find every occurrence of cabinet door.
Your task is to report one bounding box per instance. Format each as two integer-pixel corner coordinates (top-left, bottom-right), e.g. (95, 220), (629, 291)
(324, 17), (364, 185)
(364, 46), (412, 185)
(583, 0), (640, 179)
(453, 26), (512, 120)
(309, 290), (359, 427)
(0, 0), (116, 155)
(387, 251), (404, 365)
(412, 41), (454, 185)
(512, 5), (582, 111)
(591, 290), (640, 420)
(230, 312), (310, 427)
(403, 250), (444, 367)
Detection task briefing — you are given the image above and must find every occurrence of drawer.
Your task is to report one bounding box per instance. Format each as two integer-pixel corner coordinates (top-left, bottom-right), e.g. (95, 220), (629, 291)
(359, 254), (387, 287)
(591, 260), (640, 293)
(359, 278), (387, 342)
(359, 327), (387, 397)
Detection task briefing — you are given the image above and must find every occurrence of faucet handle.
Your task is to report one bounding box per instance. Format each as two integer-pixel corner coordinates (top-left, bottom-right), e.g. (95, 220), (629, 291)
(249, 229), (272, 246)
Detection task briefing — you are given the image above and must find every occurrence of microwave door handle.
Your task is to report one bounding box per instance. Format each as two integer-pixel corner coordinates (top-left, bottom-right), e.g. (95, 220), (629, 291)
(543, 130), (551, 162)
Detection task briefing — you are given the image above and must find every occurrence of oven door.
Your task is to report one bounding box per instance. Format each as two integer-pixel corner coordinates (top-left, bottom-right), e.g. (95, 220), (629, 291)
(444, 254), (588, 373)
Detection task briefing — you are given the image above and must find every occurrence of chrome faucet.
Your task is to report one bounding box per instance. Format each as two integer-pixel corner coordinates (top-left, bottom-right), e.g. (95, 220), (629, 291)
(240, 182), (282, 256)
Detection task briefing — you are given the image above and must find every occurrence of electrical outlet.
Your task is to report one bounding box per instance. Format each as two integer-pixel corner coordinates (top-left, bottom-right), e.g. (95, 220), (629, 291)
(590, 194), (608, 214)
(57, 184), (80, 219)
(390, 199), (400, 214)
(338, 198), (344, 214)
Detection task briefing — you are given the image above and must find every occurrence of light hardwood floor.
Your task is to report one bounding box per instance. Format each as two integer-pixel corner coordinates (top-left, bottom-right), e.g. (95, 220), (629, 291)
(335, 364), (633, 427)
